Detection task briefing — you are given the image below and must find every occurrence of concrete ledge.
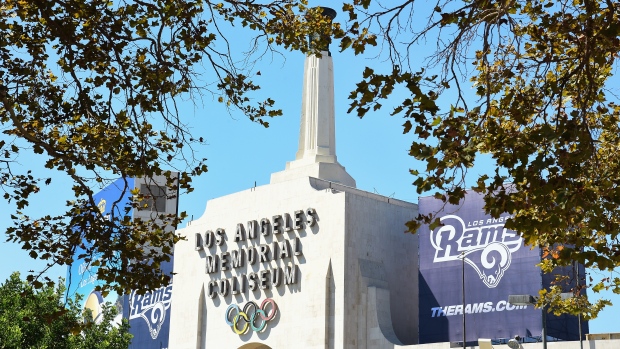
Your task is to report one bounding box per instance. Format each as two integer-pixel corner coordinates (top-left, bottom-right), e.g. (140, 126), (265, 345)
(309, 177), (417, 209)
(271, 161), (356, 188)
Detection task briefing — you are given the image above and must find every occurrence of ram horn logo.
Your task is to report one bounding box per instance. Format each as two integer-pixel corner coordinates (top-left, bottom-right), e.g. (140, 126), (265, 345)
(461, 243), (512, 288)
(129, 285), (173, 339)
(429, 214), (522, 288)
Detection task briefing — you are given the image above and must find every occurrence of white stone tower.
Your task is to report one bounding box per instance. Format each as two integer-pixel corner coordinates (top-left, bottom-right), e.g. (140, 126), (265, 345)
(270, 7), (356, 188)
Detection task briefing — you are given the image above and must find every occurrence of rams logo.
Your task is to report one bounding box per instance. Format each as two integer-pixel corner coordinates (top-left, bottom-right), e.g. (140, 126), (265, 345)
(430, 214), (521, 288)
(129, 285), (172, 339)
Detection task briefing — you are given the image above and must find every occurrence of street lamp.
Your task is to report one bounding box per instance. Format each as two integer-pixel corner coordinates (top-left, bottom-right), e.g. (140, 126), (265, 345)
(507, 338), (520, 349)
(508, 295), (546, 349)
(558, 291), (583, 349)
(459, 252), (466, 349)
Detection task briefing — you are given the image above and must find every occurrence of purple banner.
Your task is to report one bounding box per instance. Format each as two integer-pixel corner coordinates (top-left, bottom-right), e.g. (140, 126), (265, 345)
(123, 259), (173, 349)
(418, 190), (543, 343)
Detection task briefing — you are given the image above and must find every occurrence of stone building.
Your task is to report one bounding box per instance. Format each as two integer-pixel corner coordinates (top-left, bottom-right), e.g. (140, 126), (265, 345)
(168, 8), (420, 348)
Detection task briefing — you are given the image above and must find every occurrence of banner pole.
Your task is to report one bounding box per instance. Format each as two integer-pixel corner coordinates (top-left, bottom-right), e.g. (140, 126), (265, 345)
(462, 251), (466, 349)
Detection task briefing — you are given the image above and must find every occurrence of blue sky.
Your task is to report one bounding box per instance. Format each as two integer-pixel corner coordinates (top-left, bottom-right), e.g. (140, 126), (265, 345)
(1, 1), (619, 336)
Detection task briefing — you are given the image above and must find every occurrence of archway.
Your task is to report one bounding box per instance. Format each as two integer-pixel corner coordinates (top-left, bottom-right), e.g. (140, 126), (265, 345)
(238, 343), (272, 349)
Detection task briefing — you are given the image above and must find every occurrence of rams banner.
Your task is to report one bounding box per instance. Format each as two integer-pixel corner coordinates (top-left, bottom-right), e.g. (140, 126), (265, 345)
(418, 190), (578, 343)
(123, 259), (173, 349)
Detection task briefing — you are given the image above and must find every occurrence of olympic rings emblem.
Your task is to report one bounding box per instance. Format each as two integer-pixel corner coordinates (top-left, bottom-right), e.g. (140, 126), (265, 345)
(225, 298), (278, 335)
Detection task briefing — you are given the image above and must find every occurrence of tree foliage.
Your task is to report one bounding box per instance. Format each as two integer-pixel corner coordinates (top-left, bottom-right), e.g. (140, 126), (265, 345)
(3, 0), (619, 318)
(0, 0), (335, 295)
(340, 0), (620, 316)
(0, 272), (132, 349)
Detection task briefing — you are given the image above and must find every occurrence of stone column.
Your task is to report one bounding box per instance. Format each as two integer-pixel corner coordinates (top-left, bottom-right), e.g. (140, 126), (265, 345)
(295, 51), (337, 164)
(271, 7), (356, 188)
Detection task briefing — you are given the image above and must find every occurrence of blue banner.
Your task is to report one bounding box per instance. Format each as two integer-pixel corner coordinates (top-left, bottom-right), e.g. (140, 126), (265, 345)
(66, 177), (134, 326)
(418, 190), (544, 343)
(123, 259), (173, 349)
